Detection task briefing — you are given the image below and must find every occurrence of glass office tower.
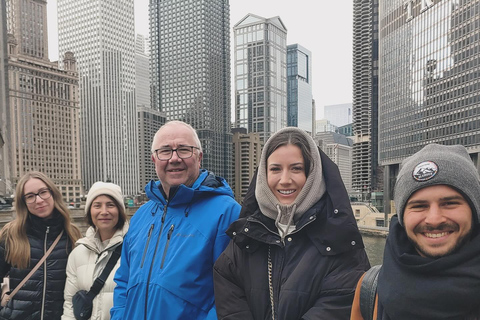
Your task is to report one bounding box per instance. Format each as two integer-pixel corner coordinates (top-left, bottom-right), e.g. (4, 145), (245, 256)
(234, 14), (287, 142)
(150, 0), (232, 182)
(287, 44), (313, 134)
(379, 0), (480, 212)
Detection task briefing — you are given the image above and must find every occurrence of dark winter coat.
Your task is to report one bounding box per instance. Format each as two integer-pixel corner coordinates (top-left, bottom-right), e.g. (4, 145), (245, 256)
(0, 213), (73, 320)
(213, 148), (371, 320)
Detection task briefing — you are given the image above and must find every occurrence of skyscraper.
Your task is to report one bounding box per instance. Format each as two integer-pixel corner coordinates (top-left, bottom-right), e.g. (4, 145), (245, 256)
(234, 14), (287, 142)
(352, 0), (380, 200)
(287, 44), (313, 134)
(324, 103), (352, 127)
(150, 0), (232, 182)
(57, 0), (139, 195)
(6, 0), (83, 203)
(231, 127), (262, 202)
(0, 0), (11, 197)
(135, 34), (165, 190)
(379, 0), (480, 214)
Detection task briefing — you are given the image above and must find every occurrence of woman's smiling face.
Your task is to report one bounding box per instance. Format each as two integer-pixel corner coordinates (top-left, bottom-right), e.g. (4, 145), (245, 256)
(267, 144), (307, 205)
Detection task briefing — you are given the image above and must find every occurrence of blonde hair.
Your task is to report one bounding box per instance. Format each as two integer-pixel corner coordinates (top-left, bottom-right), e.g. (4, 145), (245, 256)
(0, 171), (81, 269)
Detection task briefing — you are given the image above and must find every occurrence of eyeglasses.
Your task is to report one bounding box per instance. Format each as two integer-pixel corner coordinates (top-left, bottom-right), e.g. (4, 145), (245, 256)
(23, 188), (52, 204)
(154, 146), (200, 161)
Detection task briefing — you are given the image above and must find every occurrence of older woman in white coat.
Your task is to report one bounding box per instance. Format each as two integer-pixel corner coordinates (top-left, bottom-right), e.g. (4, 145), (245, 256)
(62, 182), (129, 320)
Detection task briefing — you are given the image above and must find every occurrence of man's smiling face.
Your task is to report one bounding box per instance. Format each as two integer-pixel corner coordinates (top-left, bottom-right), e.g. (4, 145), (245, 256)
(403, 185), (473, 259)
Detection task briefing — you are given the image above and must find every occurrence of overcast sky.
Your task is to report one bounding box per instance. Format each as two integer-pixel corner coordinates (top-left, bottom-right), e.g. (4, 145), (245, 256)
(47, 0), (353, 119)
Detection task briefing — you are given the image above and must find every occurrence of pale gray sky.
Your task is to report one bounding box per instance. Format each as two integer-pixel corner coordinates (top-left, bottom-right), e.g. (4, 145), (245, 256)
(47, 0), (353, 119)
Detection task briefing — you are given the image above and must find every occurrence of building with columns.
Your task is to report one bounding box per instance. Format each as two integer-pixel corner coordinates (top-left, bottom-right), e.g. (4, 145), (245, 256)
(5, 0), (83, 203)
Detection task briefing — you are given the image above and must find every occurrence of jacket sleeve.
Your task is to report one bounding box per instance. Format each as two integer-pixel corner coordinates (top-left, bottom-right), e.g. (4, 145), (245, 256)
(62, 247), (79, 320)
(110, 231), (131, 320)
(301, 248), (370, 320)
(213, 243), (254, 320)
(212, 201), (241, 264)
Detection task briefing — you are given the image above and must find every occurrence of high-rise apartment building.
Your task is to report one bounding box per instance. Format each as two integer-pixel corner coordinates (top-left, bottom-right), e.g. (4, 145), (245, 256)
(324, 103), (352, 127)
(135, 34), (165, 190)
(352, 0), (380, 199)
(150, 0), (232, 182)
(0, 0), (11, 198)
(379, 0), (480, 213)
(234, 14), (287, 142)
(57, 0), (139, 195)
(231, 128), (262, 202)
(6, 0), (83, 203)
(287, 44), (313, 134)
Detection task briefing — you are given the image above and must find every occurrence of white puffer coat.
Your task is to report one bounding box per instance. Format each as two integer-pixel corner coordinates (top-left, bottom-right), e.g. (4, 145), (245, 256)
(62, 223), (128, 320)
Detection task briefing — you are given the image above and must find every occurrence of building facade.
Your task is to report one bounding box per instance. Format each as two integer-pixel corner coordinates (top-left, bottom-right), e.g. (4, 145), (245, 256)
(314, 132), (353, 194)
(379, 0), (480, 212)
(352, 0), (380, 200)
(287, 44), (313, 134)
(0, 0), (11, 198)
(57, 0), (139, 195)
(150, 0), (232, 182)
(324, 102), (352, 127)
(6, 0), (83, 203)
(231, 127), (262, 202)
(234, 14), (288, 142)
(135, 34), (166, 191)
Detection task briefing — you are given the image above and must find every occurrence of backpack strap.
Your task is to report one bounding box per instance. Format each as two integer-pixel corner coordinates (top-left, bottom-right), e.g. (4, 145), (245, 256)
(359, 265), (382, 320)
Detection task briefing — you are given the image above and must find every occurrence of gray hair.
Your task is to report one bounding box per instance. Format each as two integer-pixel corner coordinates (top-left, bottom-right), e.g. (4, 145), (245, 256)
(151, 120), (202, 154)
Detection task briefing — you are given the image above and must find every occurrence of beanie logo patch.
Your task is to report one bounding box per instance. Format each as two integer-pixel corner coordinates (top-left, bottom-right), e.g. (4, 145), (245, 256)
(412, 161), (438, 181)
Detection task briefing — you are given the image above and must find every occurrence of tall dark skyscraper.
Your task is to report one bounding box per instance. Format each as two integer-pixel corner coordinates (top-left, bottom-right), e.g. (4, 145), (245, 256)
(352, 0), (380, 200)
(150, 0), (232, 182)
(379, 0), (480, 213)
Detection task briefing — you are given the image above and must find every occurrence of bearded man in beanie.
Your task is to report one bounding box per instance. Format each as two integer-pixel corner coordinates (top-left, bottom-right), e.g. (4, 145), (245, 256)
(351, 143), (480, 320)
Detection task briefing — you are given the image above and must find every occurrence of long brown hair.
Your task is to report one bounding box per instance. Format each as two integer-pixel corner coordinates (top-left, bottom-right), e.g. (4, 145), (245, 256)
(0, 171), (81, 268)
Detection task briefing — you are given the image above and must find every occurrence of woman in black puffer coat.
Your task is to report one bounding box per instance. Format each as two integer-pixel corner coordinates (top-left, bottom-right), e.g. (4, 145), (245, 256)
(0, 171), (81, 320)
(213, 127), (371, 320)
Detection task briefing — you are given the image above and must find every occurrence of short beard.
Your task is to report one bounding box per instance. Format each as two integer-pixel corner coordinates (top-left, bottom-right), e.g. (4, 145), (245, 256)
(410, 223), (473, 259)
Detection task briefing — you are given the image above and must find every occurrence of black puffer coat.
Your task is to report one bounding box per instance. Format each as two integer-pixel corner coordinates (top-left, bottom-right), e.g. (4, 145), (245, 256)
(213, 149), (371, 320)
(0, 213), (72, 320)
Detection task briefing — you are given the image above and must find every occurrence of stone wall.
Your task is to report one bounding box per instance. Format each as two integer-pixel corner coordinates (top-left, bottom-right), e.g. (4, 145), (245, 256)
(0, 207), (139, 236)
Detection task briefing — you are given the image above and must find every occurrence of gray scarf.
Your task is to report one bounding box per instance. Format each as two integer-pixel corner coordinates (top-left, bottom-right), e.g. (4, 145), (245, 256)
(255, 127), (326, 240)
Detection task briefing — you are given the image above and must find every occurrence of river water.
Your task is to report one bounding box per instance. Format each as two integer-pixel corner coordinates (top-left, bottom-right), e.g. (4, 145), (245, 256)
(361, 234), (387, 266)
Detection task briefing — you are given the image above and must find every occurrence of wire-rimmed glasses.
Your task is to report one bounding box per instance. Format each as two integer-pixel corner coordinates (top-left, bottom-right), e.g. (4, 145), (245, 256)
(154, 146), (200, 161)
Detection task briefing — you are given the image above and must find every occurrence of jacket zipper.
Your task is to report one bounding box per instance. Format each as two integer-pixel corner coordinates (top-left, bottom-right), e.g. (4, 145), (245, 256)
(160, 225), (175, 269)
(140, 224), (155, 268)
(40, 226), (49, 320)
(144, 204), (168, 320)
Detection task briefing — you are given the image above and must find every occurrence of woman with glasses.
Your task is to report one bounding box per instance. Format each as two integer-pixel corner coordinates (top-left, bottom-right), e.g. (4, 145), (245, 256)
(0, 171), (81, 320)
(62, 181), (128, 320)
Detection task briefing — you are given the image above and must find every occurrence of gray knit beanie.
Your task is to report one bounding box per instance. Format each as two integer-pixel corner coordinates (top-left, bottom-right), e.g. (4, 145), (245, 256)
(394, 143), (480, 226)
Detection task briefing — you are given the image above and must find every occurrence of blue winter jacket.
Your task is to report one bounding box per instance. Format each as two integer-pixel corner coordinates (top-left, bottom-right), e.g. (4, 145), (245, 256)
(111, 170), (241, 320)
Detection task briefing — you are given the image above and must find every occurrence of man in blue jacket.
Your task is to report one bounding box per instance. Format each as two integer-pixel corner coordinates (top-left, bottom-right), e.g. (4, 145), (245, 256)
(111, 120), (241, 320)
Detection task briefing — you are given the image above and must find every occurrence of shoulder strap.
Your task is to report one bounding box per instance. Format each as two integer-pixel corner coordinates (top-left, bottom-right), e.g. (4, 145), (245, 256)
(8, 230), (64, 300)
(87, 244), (122, 298)
(360, 264), (382, 320)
